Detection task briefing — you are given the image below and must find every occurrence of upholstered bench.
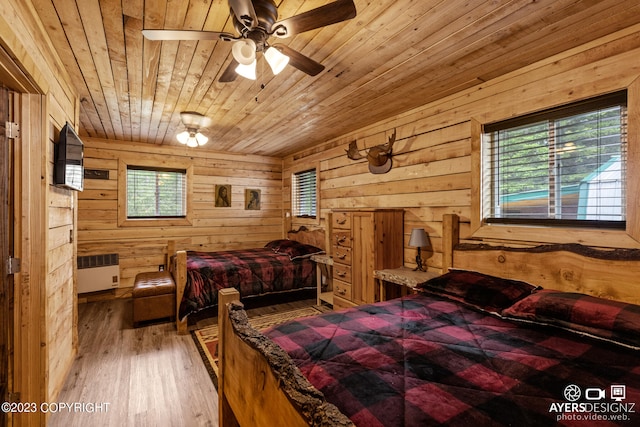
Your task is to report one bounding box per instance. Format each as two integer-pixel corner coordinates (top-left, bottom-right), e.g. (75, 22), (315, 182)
(132, 271), (176, 327)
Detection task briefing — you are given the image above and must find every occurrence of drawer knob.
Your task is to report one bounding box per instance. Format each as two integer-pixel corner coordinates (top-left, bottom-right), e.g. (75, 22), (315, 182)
(337, 271), (346, 277)
(337, 253), (346, 260)
(337, 288), (346, 295)
(337, 218), (346, 225)
(337, 236), (346, 244)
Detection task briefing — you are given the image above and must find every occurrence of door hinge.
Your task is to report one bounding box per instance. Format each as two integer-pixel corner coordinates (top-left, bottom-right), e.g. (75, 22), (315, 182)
(5, 121), (19, 138)
(7, 257), (21, 274)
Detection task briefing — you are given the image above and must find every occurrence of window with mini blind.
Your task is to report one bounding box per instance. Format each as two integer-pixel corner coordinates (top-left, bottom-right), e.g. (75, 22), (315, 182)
(126, 166), (187, 218)
(292, 168), (317, 219)
(482, 91), (627, 228)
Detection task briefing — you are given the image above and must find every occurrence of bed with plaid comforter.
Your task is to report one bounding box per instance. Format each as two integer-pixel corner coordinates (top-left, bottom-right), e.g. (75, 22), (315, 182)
(265, 293), (640, 426)
(178, 248), (315, 319)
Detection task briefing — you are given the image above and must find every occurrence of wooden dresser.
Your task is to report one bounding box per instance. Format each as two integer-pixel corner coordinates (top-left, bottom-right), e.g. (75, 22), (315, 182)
(331, 209), (404, 309)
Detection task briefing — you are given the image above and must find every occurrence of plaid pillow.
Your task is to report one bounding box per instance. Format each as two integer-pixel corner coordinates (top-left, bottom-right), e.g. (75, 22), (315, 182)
(502, 289), (640, 349)
(416, 269), (538, 314)
(265, 239), (324, 260)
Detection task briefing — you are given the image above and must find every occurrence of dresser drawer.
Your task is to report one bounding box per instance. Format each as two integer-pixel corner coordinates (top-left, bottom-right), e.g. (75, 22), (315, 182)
(333, 280), (352, 301)
(332, 246), (352, 265)
(332, 211), (351, 229)
(333, 263), (352, 284)
(333, 230), (351, 248)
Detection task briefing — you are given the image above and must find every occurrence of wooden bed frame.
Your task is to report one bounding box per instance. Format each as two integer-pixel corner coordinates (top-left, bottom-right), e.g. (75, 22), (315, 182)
(169, 227), (326, 334)
(217, 214), (640, 426)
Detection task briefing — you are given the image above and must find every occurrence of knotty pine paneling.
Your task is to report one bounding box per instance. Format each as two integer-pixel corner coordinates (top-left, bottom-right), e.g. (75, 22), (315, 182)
(47, 110), (79, 404)
(285, 27), (640, 273)
(78, 138), (283, 289)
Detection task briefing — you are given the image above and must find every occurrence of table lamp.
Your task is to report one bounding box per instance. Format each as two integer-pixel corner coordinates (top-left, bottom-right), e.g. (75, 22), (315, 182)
(409, 228), (430, 271)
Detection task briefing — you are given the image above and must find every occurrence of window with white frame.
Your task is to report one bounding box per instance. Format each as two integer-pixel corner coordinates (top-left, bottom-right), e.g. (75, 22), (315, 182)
(482, 91), (627, 228)
(126, 166), (187, 218)
(292, 168), (317, 218)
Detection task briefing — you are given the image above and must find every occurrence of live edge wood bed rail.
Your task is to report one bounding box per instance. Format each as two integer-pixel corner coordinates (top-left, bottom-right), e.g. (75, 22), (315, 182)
(218, 287), (353, 427)
(216, 213), (640, 426)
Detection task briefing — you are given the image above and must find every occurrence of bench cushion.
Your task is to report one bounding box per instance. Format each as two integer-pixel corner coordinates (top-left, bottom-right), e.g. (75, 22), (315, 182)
(133, 271), (175, 298)
(132, 271), (176, 326)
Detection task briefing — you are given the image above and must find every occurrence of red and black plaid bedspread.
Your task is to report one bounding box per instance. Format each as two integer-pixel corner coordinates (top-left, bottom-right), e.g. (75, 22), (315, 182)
(179, 248), (315, 318)
(266, 294), (640, 426)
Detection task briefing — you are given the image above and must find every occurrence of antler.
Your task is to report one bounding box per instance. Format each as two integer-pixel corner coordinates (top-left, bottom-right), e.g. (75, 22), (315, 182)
(346, 140), (365, 160)
(385, 128), (396, 152)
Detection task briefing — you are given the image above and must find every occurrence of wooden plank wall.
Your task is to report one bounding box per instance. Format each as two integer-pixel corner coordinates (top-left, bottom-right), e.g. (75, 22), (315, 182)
(78, 138), (283, 292)
(46, 94), (79, 404)
(284, 24), (640, 273)
(0, 1), (80, 425)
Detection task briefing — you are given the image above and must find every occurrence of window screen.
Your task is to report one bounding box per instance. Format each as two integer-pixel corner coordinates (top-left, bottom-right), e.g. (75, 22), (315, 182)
(482, 91), (626, 228)
(292, 168), (317, 218)
(126, 166), (186, 218)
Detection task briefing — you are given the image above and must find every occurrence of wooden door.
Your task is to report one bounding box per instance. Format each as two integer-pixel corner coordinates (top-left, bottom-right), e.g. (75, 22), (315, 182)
(0, 86), (10, 427)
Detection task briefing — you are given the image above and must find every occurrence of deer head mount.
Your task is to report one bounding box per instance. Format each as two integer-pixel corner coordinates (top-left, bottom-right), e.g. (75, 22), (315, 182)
(346, 129), (396, 174)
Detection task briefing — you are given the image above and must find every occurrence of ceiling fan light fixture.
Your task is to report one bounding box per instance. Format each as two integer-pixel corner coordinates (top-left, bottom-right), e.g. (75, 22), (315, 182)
(177, 111), (209, 147)
(264, 46), (289, 75)
(232, 39), (257, 65)
(235, 60), (257, 80)
(177, 129), (205, 147)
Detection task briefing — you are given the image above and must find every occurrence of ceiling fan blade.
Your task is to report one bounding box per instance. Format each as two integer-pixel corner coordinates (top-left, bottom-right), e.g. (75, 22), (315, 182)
(142, 29), (234, 41)
(219, 58), (239, 83)
(229, 0), (259, 29)
(274, 45), (324, 76)
(272, 0), (356, 38)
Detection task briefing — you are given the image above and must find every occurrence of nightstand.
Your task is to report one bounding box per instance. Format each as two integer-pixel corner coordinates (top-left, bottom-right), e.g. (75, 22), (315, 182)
(311, 254), (333, 306)
(374, 267), (440, 301)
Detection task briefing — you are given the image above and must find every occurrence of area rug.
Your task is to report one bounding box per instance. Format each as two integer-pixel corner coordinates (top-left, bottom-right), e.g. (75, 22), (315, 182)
(192, 305), (328, 387)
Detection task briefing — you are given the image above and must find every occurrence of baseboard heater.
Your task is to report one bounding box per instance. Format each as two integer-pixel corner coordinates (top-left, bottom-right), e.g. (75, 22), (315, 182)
(77, 254), (119, 294)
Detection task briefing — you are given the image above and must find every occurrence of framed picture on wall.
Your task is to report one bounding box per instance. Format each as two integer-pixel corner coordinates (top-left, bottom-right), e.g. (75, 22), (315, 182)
(215, 184), (231, 207)
(245, 189), (261, 210)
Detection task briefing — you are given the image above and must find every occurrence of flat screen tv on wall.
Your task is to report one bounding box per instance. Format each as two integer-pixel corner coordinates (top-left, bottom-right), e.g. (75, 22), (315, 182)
(54, 122), (84, 191)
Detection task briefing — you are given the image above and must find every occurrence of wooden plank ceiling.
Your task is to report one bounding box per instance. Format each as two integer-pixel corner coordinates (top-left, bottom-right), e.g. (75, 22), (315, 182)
(32, 0), (640, 157)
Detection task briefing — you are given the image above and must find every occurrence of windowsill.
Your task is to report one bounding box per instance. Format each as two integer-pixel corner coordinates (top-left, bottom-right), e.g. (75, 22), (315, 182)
(291, 216), (320, 226)
(119, 217), (192, 227)
(470, 223), (640, 249)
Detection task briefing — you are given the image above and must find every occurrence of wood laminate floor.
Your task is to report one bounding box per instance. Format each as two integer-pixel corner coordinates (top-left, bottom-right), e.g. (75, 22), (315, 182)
(48, 294), (320, 427)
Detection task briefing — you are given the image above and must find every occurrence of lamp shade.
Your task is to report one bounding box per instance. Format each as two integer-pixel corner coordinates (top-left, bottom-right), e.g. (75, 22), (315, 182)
(409, 228), (430, 248)
(231, 39), (256, 65)
(195, 132), (208, 146)
(264, 46), (290, 75)
(176, 130), (190, 144)
(235, 60), (257, 80)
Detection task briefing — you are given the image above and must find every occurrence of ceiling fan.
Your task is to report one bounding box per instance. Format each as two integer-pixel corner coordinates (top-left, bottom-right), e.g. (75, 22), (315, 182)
(142, 0), (357, 82)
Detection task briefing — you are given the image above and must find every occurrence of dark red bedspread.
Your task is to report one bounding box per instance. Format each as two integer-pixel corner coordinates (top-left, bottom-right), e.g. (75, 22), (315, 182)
(266, 294), (640, 426)
(179, 248), (315, 318)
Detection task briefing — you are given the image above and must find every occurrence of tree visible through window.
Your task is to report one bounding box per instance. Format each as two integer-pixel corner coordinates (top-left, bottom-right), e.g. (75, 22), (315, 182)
(127, 167), (186, 218)
(292, 168), (317, 218)
(483, 91), (626, 228)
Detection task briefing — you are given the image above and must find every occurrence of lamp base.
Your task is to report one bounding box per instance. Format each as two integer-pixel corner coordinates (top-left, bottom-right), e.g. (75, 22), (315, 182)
(413, 252), (426, 272)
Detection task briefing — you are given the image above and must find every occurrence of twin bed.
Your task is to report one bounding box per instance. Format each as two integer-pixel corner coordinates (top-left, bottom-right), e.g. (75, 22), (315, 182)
(216, 214), (640, 426)
(169, 227), (325, 334)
